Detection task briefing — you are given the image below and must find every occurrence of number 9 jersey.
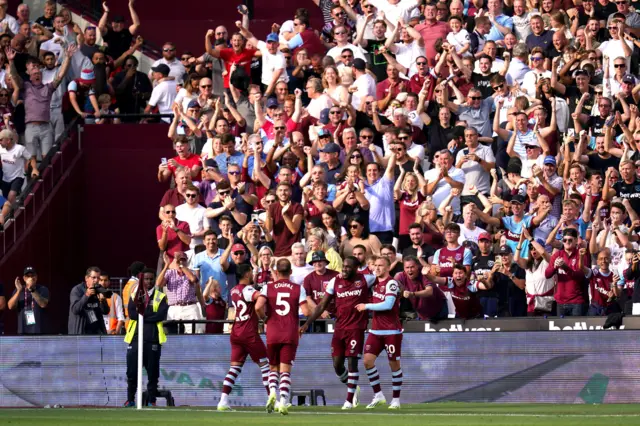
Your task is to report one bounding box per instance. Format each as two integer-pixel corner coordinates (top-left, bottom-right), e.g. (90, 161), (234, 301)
(259, 279), (308, 345)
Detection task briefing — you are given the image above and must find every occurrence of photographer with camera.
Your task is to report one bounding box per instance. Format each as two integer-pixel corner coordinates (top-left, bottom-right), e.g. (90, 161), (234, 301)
(68, 266), (110, 335)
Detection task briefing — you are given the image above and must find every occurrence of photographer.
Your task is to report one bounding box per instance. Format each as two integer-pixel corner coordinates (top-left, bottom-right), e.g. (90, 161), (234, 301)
(68, 266), (110, 335)
(124, 268), (168, 407)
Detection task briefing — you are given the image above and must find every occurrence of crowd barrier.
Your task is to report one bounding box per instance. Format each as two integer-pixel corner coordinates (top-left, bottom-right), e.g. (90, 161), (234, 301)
(1, 331), (639, 407)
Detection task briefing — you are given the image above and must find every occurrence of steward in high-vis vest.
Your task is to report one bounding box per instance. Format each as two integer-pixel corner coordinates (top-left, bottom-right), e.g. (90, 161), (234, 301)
(123, 268), (168, 407)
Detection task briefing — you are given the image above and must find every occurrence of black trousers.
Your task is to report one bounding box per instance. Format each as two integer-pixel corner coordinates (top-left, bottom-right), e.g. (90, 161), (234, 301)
(126, 340), (162, 403)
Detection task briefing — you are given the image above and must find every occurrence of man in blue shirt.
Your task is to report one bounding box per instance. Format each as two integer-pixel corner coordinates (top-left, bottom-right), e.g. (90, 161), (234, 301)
(525, 15), (554, 55)
(214, 133), (244, 178)
(192, 231), (230, 301)
(486, 0), (513, 42)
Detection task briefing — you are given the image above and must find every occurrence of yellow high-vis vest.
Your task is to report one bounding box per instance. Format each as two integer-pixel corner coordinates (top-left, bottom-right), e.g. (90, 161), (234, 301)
(124, 289), (167, 345)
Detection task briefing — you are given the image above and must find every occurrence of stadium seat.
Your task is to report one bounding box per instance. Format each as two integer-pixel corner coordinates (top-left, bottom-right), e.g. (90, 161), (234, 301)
(142, 390), (175, 407)
(290, 389), (326, 406)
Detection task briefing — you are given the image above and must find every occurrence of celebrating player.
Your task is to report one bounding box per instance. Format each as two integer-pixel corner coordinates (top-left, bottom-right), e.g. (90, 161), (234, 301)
(356, 256), (403, 410)
(255, 259), (310, 415)
(300, 256), (376, 410)
(217, 265), (271, 411)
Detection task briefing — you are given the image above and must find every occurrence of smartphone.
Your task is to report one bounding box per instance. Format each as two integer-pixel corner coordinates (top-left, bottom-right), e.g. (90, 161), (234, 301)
(567, 129), (575, 138)
(251, 213), (259, 224)
(161, 158), (168, 165)
(605, 115), (615, 127)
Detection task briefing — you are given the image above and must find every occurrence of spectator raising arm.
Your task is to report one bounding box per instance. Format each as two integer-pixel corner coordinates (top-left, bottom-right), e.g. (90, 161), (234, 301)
(128, 0), (141, 35)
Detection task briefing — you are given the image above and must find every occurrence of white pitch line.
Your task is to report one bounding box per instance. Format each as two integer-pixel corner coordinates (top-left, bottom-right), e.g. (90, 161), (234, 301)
(134, 408), (640, 418)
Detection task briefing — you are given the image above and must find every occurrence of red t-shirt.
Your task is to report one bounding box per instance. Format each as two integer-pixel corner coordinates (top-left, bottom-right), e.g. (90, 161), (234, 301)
(260, 279), (307, 344)
(168, 154), (202, 181)
(219, 48), (257, 88)
(155, 220), (191, 260)
(398, 191), (426, 235)
(376, 79), (405, 101)
(415, 21), (450, 66)
(268, 201), (305, 257)
(206, 296), (227, 334)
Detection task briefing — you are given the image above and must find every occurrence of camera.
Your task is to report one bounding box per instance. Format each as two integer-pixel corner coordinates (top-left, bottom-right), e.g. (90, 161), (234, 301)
(93, 285), (112, 297)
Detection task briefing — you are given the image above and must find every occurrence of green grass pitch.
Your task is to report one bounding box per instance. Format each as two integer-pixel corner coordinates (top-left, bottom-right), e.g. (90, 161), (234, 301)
(3, 403), (640, 425)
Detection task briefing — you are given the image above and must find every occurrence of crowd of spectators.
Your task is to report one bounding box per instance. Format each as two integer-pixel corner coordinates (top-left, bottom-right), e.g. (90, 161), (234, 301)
(148, 0), (640, 329)
(7, 0), (640, 334)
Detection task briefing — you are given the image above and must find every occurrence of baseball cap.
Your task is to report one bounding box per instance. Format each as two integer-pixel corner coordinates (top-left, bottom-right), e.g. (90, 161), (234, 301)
(510, 194), (526, 204)
(23, 266), (37, 275)
(352, 58), (366, 71)
(623, 74), (635, 85)
(543, 155), (557, 166)
(231, 243), (246, 253)
(266, 33), (279, 43)
(497, 245), (512, 255)
(187, 99), (201, 109)
(151, 64), (171, 76)
(112, 15), (125, 23)
(317, 128), (331, 138)
(478, 232), (492, 241)
(319, 108), (330, 125)
(524, 140), (540, 149)
(204, 158), (218, 170)
(309, 251), (328, 264)
(320, 142), (341, 153)
(266, 97), (279, 109)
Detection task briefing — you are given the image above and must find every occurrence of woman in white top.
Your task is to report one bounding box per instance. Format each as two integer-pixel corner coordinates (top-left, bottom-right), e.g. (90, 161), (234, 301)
(514, 228), (555, 316)
(322, 65), (349, 106)
(174, 74), (201, 112)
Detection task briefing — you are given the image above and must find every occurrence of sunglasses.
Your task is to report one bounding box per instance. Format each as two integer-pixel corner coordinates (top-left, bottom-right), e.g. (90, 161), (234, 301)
(469, 96), (482, 100)
(360, 135), (373, 139)
(615, 1), (627, 4)
(492, 84), (503, 90)
(330, 110), (341, 115)
(185, 194), (197, 198)
(216, 32), (226, 35)
(181, 57), (191, 61)
(562, 238), (575, 243)
(594, 91), (603, 94)
(342, 55), (353, 58)
(335, 31), (346, 35)
(416, 61), (427, 66)
(264, 199), (276, 204)
(200, 84), (212, 88)
(165, 210), (175, 214)
(614, 64), (626, 68)
(218, 191), (230, 196)
(532, 57), (544, 61)
(350, 224), (360, 229)
(232, 251), (246, 255)
(525, 145), (538, 150)
(274, 126), (286, 130)
(163, 48), (176, 52)
(398, 136), (409, 140)
(228, 171), (240, 175)
(608, 26), (618, 30)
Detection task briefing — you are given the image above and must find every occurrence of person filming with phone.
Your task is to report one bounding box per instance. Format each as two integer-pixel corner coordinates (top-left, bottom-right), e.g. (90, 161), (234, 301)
(8, 267), (49, 335)
(68, 267), (111, 335)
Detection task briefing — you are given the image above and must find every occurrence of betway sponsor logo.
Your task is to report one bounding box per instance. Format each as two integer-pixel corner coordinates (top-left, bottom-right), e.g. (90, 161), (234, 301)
(424, 323), (502, 332)
(337, 289), (363, 298)
(548, 320), (624, 331)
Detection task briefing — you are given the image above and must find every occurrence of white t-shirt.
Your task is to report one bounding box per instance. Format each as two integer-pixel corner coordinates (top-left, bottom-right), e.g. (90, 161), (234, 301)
(175, 203), (209, 249)
(351, 73), (376, 110)
(256, 41), (288, 87)
(327, 43), (367, 63)
(458, 224), (487, 246)
(174, 88), (197, 113)
(424, 166), (466, 214)
(307, 94), (333, 120)
(393, 40), (425, 77)
(40, 33), (64, 59)
(1, 143), (31, 182)
(149, 80), (178, 123)
(521, 69), (551, 97)
(446, 30), (470, 56)
(290, 264), (314, 285)
(151, 58), (186, 81)
(598, 39), (634, 77)
(0, 14), (18, 35)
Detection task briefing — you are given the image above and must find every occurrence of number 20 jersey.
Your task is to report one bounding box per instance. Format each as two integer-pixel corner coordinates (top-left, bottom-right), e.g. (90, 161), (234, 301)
(259, 279), (307, 345)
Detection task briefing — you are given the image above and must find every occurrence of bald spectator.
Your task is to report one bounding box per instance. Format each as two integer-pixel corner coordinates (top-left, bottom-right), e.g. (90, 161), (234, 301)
(157, 204), (192, 262)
